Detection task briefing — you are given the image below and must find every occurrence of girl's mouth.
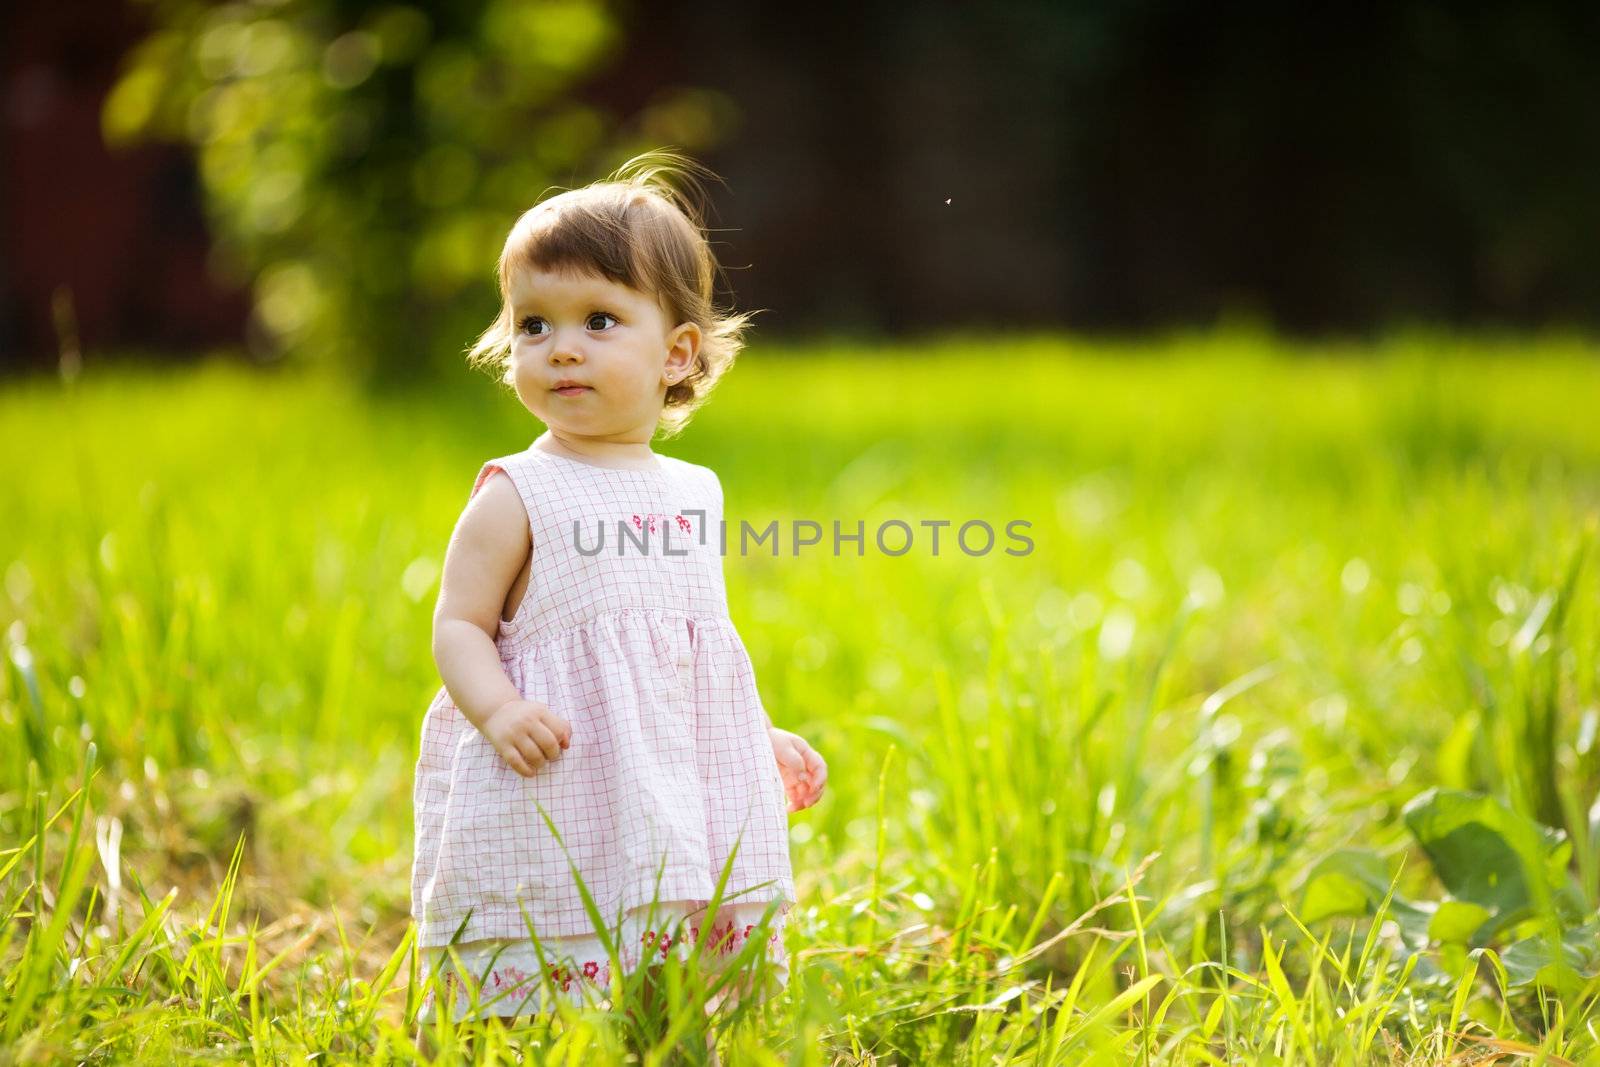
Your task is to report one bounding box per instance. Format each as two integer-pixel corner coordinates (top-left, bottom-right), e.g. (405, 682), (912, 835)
(553, 386), (591, 396)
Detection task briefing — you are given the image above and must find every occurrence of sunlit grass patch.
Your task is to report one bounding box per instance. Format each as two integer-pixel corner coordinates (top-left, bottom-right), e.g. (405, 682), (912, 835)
(2, 332), (1599, 1062)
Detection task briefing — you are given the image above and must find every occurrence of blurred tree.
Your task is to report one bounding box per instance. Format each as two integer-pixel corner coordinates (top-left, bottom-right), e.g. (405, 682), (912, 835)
(101, 0), (680, 386)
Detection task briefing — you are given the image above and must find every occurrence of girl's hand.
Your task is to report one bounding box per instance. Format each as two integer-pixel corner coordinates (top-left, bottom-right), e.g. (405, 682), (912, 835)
(769, 727), (827, 813)
(483, 699), (571, 777)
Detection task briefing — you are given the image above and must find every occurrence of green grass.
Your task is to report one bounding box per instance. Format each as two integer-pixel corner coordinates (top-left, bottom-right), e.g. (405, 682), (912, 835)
(3, 329), (1600, 1063)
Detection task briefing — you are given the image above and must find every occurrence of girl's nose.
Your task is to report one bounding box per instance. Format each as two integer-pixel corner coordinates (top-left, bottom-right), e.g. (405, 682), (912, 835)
(548, 336), (584, 364)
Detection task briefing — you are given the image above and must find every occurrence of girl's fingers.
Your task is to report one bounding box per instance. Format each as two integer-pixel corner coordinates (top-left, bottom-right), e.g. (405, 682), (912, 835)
(805, 762), (826, 803)
(530, 725), (562, 762)
(804, 749), (828, 787)
(512, 741), (541, 774)
(504, 747), (533, 777)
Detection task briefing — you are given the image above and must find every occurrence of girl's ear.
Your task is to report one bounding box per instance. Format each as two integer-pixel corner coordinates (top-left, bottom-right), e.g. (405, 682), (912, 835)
(663, 322), (702, 383)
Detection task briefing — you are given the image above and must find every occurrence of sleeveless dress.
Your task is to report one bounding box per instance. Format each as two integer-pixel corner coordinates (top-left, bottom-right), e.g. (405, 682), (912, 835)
(410, 439), (796, 1021)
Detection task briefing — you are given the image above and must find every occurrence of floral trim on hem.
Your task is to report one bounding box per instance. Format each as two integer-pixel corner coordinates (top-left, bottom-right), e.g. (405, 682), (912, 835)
(418, 912), (786, 1017)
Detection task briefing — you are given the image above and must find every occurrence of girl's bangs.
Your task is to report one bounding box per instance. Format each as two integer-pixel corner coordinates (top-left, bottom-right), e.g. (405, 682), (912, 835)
(501, 205), (644, 294)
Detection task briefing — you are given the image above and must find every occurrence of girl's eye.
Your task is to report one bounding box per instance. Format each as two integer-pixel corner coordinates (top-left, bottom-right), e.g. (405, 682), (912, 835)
(517, 313), (617, 336)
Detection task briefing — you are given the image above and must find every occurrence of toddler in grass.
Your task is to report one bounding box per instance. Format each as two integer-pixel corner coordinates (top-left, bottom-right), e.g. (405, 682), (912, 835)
(409, 151), (827, 1043)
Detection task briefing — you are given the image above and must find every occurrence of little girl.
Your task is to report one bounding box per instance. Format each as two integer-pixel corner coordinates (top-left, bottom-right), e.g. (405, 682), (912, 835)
(410, 151), (827, 1032)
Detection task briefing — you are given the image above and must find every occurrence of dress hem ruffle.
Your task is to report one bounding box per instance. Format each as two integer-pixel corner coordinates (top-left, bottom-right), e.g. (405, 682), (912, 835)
(414, 884), (797, 950)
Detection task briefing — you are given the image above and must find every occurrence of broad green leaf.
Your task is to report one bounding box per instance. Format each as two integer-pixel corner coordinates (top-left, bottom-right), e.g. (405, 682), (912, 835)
(1300, 848), (1391, 922)
(1500, 920), (1600, 992)
(1428, 899), (1493, 944)
(1401, 788), (1567, 937)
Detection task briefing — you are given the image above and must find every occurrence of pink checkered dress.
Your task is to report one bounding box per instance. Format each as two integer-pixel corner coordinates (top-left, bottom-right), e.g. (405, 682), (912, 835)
(410, 440), (795, 990)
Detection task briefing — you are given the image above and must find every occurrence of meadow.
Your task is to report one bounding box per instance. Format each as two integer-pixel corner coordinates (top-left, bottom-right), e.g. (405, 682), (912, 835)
(3, 330), (1600, 1064)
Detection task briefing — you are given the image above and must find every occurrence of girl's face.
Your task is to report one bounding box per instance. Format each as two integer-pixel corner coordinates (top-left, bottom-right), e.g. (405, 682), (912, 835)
(505, 266), (699, 447)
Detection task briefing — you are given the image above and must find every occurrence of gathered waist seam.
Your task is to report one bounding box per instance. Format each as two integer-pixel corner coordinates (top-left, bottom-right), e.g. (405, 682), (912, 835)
(502, 606), (729, 651)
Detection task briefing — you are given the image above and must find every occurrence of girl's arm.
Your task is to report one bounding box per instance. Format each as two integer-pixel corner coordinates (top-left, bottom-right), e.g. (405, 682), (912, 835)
(431, 470), (530, 731)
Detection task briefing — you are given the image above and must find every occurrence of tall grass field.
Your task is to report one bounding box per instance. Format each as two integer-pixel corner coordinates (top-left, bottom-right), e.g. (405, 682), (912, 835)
(3, 331), (1600, 1064)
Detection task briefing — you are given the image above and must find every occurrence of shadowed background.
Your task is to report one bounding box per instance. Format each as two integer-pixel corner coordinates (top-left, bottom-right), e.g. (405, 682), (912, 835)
(5, 1), (1600, 380)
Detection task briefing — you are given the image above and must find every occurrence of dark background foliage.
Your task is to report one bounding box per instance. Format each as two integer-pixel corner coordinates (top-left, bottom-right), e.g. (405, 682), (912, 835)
(4, 0), (1598, 382)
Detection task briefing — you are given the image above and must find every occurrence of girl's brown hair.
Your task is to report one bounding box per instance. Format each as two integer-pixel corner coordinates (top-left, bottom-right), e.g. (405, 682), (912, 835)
(465, 149), (757, 439)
